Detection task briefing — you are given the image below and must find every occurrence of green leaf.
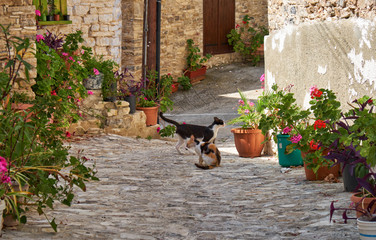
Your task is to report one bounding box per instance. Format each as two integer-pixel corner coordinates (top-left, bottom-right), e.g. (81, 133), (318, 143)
(50, 218), (57, 232)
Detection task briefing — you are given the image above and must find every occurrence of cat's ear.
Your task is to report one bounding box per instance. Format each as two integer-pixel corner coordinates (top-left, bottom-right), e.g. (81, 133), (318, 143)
(214, 117), (219, 121)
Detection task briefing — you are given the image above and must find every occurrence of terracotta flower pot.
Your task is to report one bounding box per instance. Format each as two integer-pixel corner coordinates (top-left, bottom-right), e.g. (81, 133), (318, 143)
(351, 193), (376, 218)
(184, 66), (207, 84)
(301, 151), (341, 181)
(136, 106), (159, 126)
(171, 82), (179, 93)
(231, 128), (265, 158)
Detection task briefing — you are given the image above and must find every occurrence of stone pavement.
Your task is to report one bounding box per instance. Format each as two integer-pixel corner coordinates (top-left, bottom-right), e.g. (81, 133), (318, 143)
(2, 134), (358, 239)
(2, 63), (360, 239)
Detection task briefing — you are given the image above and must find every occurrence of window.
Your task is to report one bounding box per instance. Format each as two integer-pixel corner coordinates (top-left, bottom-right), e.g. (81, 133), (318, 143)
(33, 0), (71, 25)
(203, 0), (235, 55)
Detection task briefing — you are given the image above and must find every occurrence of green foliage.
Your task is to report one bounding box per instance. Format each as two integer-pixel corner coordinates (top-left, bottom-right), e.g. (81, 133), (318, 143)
(186, 39), (212, 71)
(227, 15), (269, 65)
(258, 84), (310, 142)
(0, 25), (98, 231)
(137, 71), (174, 113)
(177, 75), (192, 90)
(80, 46), (118, 101)
(159, 125), (176, 138)
(228, 89), (263, 129)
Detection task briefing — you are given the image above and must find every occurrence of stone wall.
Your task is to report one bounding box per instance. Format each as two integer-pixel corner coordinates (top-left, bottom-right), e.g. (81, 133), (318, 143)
(265, 19), (376, 112)
(0, 0), (37, 99)
(268, 0), (376, 31)
(122, 0), (268, 80)
(36, 0), (122, 64)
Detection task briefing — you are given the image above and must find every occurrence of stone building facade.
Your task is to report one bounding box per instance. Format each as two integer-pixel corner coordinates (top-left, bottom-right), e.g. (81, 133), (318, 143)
(265, 0), (376, 110)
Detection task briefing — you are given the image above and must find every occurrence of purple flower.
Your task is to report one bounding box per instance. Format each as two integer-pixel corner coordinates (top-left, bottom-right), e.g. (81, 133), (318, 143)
(290, 134), (302, 143)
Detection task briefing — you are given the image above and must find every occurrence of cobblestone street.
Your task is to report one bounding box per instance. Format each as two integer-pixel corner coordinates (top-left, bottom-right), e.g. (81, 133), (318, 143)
(3, 134), (358, 239)
(2, 64), (360, 239)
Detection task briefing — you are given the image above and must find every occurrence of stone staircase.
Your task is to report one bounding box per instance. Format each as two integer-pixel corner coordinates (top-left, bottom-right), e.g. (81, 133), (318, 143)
(68, 90), (160, 138)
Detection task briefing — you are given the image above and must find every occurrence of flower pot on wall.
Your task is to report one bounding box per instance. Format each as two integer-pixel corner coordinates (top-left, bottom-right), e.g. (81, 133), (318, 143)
(124, 95), (136, 114)
(83, 73), (104, 90)
(54, 14), (60, 21)
(231, 128), (265, 158)
(172, 82), (179, 93)
(277, 134), (303, 167)
(137, 106), (159, 126)
(184, 66), (207, 84)
(301, 151), (341, 181)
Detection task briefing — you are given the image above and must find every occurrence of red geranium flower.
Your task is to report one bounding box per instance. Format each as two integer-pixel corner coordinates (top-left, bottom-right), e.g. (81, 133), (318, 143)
(313, 119), (326, 130)
(309, 140), (320, 150)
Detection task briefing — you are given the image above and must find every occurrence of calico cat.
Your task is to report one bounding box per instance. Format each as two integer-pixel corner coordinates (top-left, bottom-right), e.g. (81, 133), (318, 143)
(187, 135), (221, 170)
(159, 112), (225, 155)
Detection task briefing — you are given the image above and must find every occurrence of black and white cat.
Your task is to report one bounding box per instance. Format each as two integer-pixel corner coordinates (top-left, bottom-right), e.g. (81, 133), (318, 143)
(159, 112), (225, 155)
(187, 135), (221, 170)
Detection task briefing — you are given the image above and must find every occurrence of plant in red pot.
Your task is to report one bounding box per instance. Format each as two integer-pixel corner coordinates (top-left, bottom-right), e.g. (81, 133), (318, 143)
(228, 90), (265, 158)
(184, 39), (212, 84)
(287, 86), (342, 180)
(137, 71), (174, 126)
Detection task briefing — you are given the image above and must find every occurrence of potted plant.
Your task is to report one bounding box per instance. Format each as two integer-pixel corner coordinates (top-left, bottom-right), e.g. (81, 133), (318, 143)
(184, 39), (212, 84)
(330, 198), (376, 239)
(258, 83), (309, 167)
(177, 75), (192, 91)
(136, 71), (174, 126)
(54, 9), (61, 21)
(228, 90), (265, 158)
(115, 68), (142, 114)
(47, 0), (55, 21)
(227, 15), (269, 65)
(287, 86), (342, 180)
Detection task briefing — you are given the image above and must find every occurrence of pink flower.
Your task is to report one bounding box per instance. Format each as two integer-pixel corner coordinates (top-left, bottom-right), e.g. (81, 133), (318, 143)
(78, 113), (82, 117)
(238, 99), (245, 105)
(77, 61), (81, 64)
(260, 74), (265, 82)
(87, 91), (94, 95)
(50, 90), (57, 96)
(183, 122), (186, 124)
(36, 34), (45, 42)
(157, 127), (161, 133)
(66, 131), (71, 138)
(81, 50), (85, 54)
(144, 97), (148, 100)
(67, 96), (72, 99)
(69, 56), (75, 62)
(35, 10), (41, 16)
(248, 101), (255, 107)
(93, 68), (99, 75)
(67, 86), (72, 89)
(290, 134), (302, 143)
(76, 99), (81, 102)
(282, 126), (292, 134)
(62, 52), (68, 56)
(244, 109), (250, 114)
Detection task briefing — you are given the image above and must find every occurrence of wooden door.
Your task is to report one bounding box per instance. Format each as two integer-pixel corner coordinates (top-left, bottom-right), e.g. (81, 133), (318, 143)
(203, 0), (235, 55)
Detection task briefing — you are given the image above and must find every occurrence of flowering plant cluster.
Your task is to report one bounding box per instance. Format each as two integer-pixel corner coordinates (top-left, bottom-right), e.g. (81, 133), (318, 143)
(286, 86), (342, 172)
(258, 83), (309, 143)
(227, 15), (269, 65)
(1, 25), (98, 231)
(228, 90), (262, 129)
(186, 39), (212, 71)
(137, 71), (174, 113)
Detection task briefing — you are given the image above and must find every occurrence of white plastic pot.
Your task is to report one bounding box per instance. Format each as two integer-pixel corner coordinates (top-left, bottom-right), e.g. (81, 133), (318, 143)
(358, 216), (376, 240)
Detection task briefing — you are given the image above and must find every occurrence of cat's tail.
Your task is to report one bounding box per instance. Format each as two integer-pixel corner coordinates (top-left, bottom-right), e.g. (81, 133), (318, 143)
(194, 163), (214, 170)
(159, 112), (180, 126)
